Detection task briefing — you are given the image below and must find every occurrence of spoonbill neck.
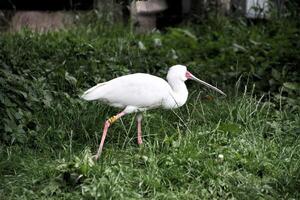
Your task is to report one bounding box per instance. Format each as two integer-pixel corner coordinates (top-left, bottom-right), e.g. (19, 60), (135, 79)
(167, 79), (188, 108)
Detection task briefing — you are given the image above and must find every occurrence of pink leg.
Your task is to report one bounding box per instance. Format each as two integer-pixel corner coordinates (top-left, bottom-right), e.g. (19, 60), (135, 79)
(137, 113), (143, 145)
(94, 111), (126, 160)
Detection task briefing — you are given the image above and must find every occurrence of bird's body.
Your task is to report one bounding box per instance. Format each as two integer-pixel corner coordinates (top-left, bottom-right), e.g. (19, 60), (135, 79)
(81, 65), (226, 160)
(82, 73), (188, 112)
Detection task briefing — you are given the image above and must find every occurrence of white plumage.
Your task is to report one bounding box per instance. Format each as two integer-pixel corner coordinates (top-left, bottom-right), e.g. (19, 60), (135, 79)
(81, 65), (226, 160)
(82, 73), (176, 110)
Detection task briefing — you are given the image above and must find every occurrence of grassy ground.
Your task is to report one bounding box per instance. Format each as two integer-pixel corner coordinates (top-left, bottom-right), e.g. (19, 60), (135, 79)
(0, 15), (300, 199)
(1, 91), (299, 199)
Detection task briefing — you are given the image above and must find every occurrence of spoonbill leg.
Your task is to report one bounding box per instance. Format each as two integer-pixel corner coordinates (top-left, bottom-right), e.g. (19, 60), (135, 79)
(136, 113), (143, 145)
(94, 111), (126, 160)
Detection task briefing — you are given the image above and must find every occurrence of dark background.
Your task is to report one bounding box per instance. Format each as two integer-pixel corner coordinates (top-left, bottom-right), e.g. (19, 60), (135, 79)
(0, 0), (94, 10)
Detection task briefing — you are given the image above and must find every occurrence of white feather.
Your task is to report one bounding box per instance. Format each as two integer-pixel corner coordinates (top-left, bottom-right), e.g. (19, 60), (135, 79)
(81, 82), (107, 101)
(81, 73), (178, 110)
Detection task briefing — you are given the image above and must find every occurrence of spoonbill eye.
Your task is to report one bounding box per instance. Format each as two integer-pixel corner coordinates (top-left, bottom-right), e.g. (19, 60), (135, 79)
(185, 71), (193, 79)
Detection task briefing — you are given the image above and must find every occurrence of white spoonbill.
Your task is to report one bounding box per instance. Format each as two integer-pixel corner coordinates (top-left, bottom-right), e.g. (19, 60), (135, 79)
(81, 64), (226, 160)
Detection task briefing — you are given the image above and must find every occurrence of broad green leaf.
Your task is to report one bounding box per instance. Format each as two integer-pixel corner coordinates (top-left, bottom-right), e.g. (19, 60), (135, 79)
(138, 41), (146, 50)
(271, 69), (281, 81)
(178, 29), (198, 41)
(283, 82), (300, 91)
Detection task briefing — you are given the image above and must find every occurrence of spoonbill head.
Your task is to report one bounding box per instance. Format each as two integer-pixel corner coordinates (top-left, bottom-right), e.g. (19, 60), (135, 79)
(81, 64), (225, 159)
(167, 65), (226, 96)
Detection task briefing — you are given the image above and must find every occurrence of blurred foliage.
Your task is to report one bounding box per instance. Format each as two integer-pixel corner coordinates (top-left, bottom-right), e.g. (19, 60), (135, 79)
(0, 13), (299, 145)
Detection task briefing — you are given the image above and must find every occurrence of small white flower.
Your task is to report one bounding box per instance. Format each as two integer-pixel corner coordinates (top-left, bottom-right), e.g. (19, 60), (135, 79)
(218, 154), (224, 162)
(153, 38), (162, 47)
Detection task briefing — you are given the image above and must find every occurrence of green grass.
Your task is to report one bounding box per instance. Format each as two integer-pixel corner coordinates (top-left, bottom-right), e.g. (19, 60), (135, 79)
(0, 14), (300, 199)
(1, 89), (299, 199)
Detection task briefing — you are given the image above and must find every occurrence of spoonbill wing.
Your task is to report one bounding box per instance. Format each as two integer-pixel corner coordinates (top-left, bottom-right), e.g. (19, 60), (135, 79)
(81, 73), (172, 109)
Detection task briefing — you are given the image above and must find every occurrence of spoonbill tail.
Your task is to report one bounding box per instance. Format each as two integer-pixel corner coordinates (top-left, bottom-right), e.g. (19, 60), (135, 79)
(81, 65), (226, 159)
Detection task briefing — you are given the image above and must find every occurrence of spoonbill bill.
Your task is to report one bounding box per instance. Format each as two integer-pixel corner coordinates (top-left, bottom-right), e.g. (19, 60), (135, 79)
(81, 65), (226, 159)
